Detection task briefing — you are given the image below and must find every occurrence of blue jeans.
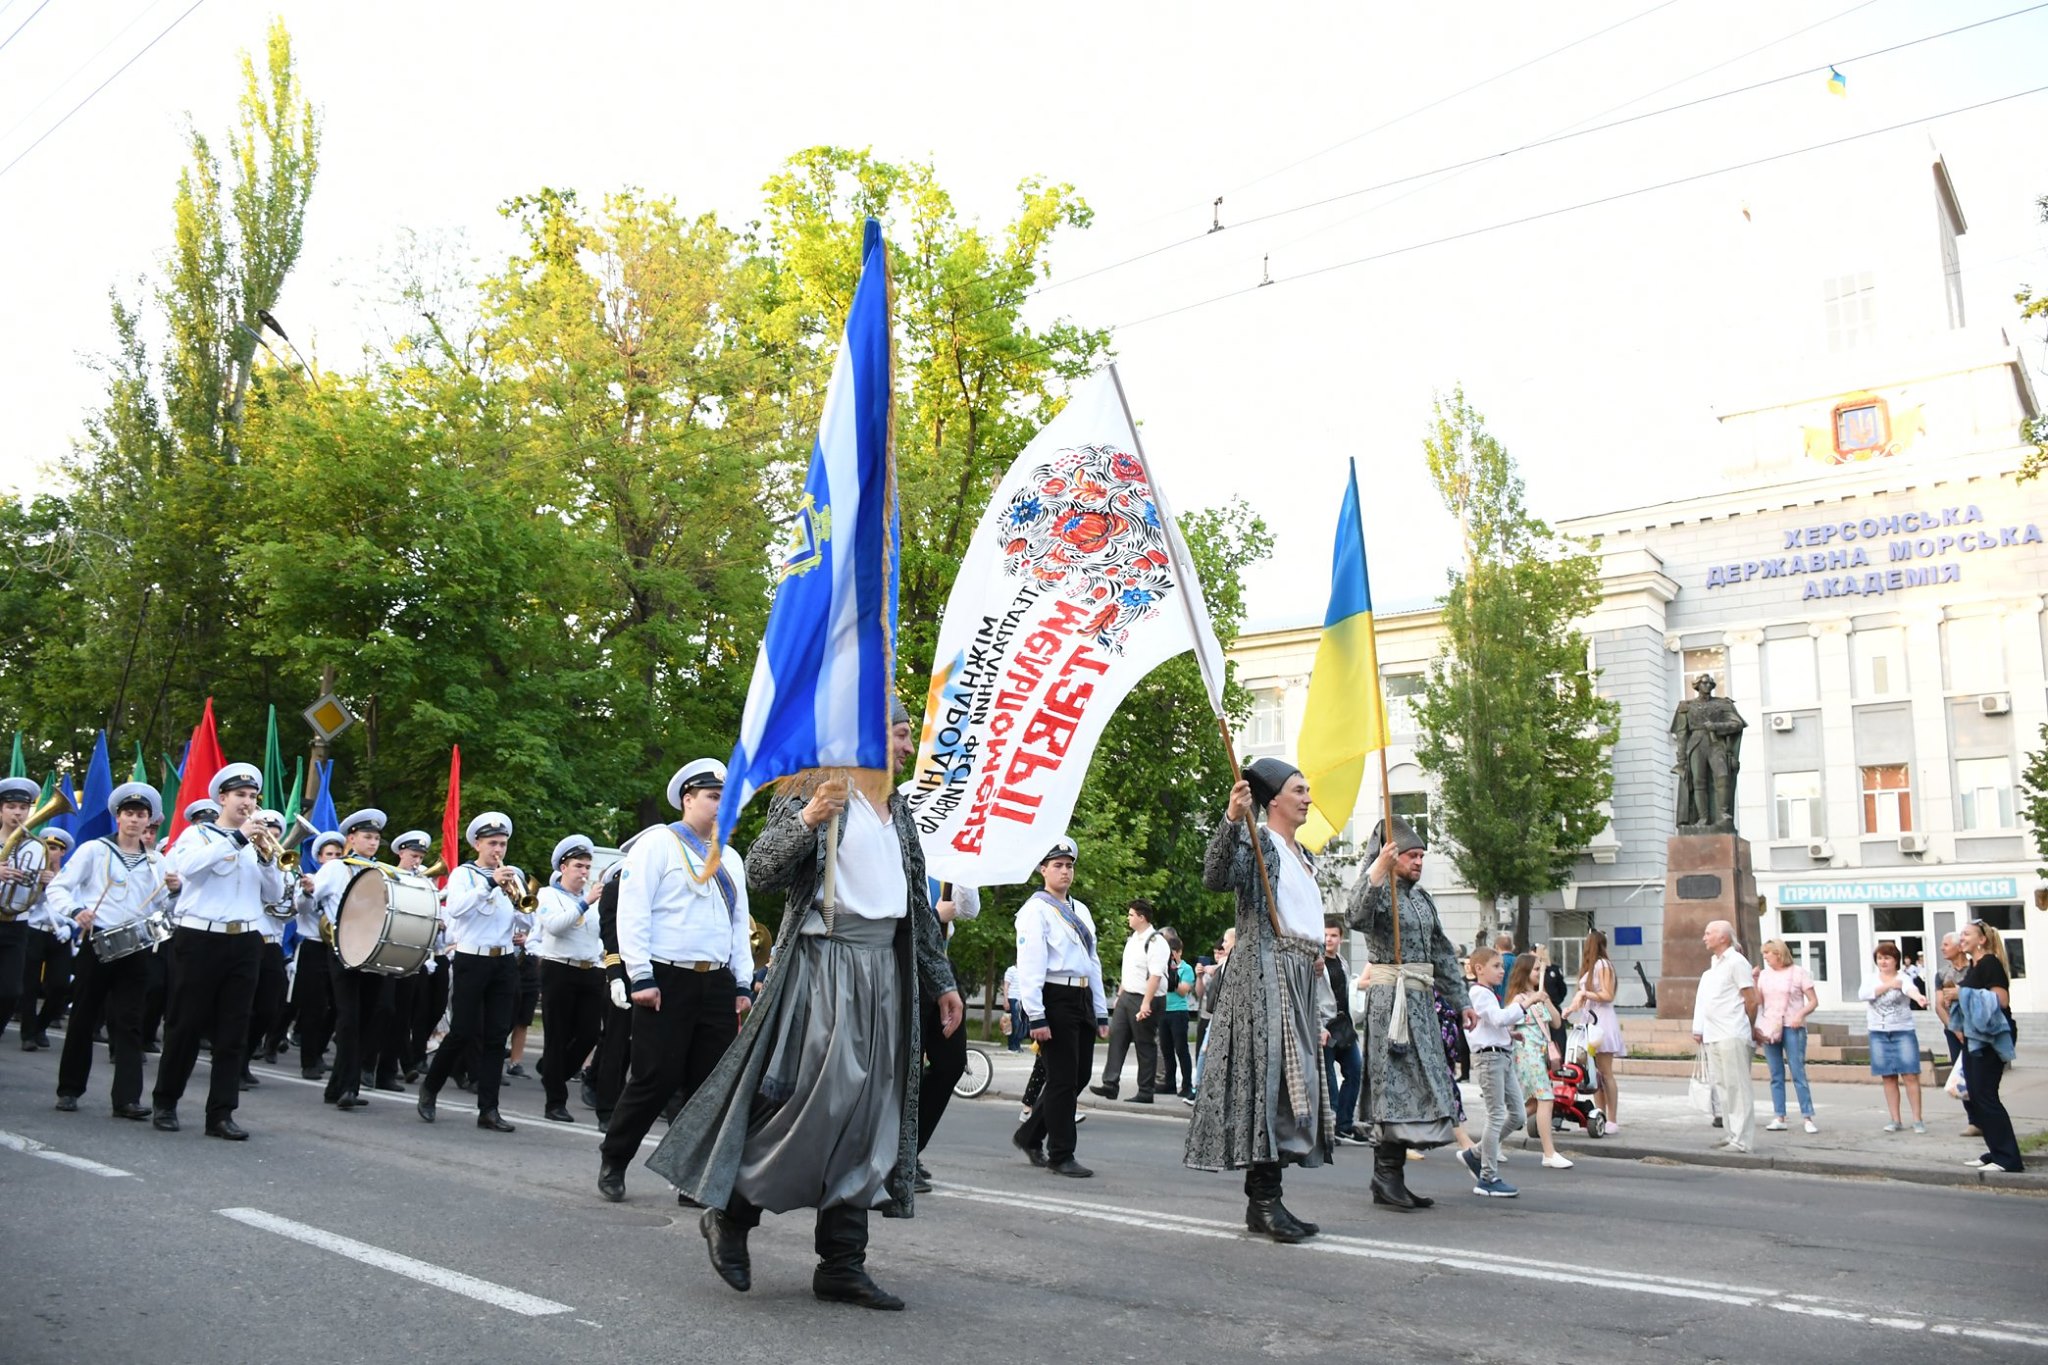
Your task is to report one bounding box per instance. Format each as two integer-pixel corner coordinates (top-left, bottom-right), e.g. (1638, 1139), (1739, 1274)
(1761, 1026), (1814, 1118)
(1323, 1039), (1363, 1133)
(1006, 1001), (1028, 1051)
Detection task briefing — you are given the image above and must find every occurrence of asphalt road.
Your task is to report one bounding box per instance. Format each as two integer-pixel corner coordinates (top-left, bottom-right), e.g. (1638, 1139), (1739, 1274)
(2, 1039), (2043, 1365)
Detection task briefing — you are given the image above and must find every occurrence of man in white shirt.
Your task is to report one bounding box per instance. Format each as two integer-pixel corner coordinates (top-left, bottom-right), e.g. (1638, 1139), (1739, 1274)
(597, 761), (751, 1201)
(1092, 897), (1170, 1104)
(417, 811), (525, 1133)
(536, 833), (603, 1124)
(0, 775), (52, 1046)
(1690, 919), (1759, 1153)
(290, 831), (344, 1079)
(1013, 839), (1110, 1176)
(1001, 962), (1024, 1052)
(151, 763), (285, 1140)
(313, 808), (389, 1112)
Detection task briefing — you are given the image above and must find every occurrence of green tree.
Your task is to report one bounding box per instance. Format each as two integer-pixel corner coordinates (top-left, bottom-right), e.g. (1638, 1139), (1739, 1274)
(1412, 387), (1619, 949)
(2021, 723), (2048, 872)
(2016, 192), (2048, 482)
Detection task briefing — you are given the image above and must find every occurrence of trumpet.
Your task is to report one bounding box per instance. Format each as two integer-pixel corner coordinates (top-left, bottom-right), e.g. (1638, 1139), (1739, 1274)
(496, 864), (540, 914)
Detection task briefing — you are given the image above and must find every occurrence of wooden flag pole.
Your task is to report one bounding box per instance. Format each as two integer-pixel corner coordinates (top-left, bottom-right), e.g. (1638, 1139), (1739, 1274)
(1380, 745), (1400, 968)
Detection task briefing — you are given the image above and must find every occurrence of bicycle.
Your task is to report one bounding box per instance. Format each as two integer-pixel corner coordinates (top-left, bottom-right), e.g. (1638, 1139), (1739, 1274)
(953, 1042), (995, 1099)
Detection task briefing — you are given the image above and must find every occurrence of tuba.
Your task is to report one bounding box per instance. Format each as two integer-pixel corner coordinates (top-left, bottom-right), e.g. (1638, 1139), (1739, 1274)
(1, 789), (78, 863)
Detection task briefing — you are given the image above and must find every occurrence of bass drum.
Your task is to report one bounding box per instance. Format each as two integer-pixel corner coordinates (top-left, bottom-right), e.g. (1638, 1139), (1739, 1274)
(335, 867), (439, 976)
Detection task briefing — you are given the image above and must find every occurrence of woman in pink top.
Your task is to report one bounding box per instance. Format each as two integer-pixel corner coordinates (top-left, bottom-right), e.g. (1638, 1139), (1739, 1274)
(1755, 940), (1819, 1133)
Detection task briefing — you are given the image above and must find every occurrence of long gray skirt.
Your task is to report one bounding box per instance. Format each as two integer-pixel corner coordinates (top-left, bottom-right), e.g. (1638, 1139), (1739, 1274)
(1268, 949), (1325, 1161)
(732, 909), (905, 1214)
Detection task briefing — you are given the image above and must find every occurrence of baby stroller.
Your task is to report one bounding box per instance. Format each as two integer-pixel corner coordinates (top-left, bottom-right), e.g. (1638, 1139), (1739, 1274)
(1546, 1020), (1608, 1137)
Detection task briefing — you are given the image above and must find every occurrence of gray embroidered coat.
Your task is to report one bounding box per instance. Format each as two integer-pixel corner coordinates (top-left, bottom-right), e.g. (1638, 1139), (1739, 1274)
(1342, 873), (1466, 1143)
(1184, 818), (1336, 1172)
(645, 791), (957, 1217)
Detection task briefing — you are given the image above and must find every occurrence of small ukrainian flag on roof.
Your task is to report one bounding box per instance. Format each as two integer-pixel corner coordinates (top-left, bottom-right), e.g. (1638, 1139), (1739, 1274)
(1827, 66), (1847, 96)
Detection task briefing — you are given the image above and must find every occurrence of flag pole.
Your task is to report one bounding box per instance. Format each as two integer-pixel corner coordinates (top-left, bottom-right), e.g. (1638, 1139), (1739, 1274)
(1106, 365), (1284, 940)
(1355, 455), (1401, 971)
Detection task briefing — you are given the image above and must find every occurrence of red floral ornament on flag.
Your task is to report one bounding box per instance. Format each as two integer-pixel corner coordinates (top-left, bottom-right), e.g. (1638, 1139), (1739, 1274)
(996, 443), (1173, 653)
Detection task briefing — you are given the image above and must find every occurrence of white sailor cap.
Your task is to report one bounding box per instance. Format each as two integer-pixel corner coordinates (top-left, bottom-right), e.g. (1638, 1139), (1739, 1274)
(209, 763), (262, 800)
(254, 808), (285, 830)
(312, 830), (345, 856)
(109, 782), (162, 822)
(41, 827), (74, 852)
(666, 758), (726, 811)
(0, 776), (38, 804)
(552, 834), (595, 869)
(466, 811), (512, 845)
(1039, 836), (1079, 866)
(390, 829), (433, 853)
(155, 836), (169, 853)
(340, 808), (387, 837)
(184, 798), (222, 824)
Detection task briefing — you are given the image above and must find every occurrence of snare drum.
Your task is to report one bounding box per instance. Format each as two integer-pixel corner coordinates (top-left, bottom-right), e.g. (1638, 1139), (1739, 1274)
(335, 868), (439, 976)
(95, 912), (171, 963)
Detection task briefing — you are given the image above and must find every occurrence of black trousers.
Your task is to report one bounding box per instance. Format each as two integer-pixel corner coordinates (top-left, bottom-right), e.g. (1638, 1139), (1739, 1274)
(1964, 1046), (2023, 1172)
(293, 940), (336, 1069)
(725, 1196), (869, 1271)
(593, 977), (632, 1115)
(58, 938), (150, 1108)
(598, 963), (739, 1167)
(1017, 983), (1095, 1162)
(152, 928), (261, 1123)
(325, 959), (391, 1101)
(0, 918), (26, 1040)
(21, 926), (73, 1040)
(917, 992), (968, 1152)
(245, 942), (286, 1070)
(385, 973), (422, 1077)
(1100, 988), (1160, 1096)
(540, 960), (607, 1109)
(1158, 1011), (1193, 1096)
(142, 946), (167, 1047)
(423, 952), (519, 1113)
(410, 958), (450, 1067)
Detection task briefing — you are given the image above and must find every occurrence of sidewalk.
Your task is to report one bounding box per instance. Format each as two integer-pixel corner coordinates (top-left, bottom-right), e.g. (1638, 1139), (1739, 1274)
(972, 1045), (2048, 1194)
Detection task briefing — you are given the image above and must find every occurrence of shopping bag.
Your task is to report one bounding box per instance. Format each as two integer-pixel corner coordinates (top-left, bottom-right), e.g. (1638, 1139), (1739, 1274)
(1688, 1050), (1717, 1115)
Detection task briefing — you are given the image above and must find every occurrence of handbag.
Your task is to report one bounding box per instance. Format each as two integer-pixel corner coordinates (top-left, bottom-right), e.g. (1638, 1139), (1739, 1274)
(1687, 1049), (1717, 1116)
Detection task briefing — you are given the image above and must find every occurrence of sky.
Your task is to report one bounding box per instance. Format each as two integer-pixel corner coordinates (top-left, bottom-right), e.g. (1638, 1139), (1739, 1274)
(2, 0), (2043, 630)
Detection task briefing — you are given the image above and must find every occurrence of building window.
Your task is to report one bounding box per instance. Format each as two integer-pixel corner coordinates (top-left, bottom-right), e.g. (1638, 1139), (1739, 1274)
(1853, 627), (1906, 698)
(1681, 646), (1727, 699)
(1383, 672), (1425, 699)
(1786, 939), (1829, 982)
(1390, 792), (1431, 850)
(1763, 637), (1818, 708)
(1955, 757), (2014, 831)
(1832, 399), (1890, 459)
(1823, 270), (1877, 352)
(1779, 908), (1826, 935)
(1860, 764), (1913, 835)
(1245, 690), (1284, 751)
(1972, 904), (2026, 979)
(1944, 616), (2004, 694)
(1772, 771), (1825, 841)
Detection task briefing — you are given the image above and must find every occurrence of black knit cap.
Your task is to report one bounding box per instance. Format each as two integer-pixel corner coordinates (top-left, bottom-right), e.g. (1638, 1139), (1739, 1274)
(1242, 757), (1302, 811)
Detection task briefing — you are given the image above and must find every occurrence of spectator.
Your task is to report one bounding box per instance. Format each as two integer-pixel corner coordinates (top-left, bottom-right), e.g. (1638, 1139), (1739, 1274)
(1931, 932), (1978, 1137)
(1505, 954), (1572, 1168)
(1565, 930), (1628, 1132)
(1491, 931), (1516, 1004)
(1689, 919), (1758, 1154)
(1001, 962), (1025, 1053)
(1861, 940), (1927, 1134)
(1754, 940), (1818, 1134)
(1091, 898), (1169, 1104)
(1156, 930), (1195, 1100)
(1188, 928), (1235, 1102)
(1948, 921), (2022, 1173)
(1320, 924), (1364, 1144)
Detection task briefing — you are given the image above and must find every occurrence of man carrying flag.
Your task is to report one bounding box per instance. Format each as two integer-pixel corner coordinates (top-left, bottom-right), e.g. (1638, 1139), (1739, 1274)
(647, 220), (964, 1313)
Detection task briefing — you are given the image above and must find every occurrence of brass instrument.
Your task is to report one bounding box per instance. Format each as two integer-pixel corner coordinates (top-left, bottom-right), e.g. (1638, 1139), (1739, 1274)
(421, 857), (448, 878)
(504, 866), (540, 914)
(2, 789), (77, 912)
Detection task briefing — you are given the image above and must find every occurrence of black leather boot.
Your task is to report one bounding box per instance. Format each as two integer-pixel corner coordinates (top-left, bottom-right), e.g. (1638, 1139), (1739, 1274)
(1371, 1143), (1420, 1210)
(700, 1208), (751, 1292)
(1242, 1163), (1313, 1242)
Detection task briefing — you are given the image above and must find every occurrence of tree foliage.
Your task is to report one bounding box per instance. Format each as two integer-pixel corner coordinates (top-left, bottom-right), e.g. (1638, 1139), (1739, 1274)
(1411, 386), (1619, 949)
(2021, 722), (2048, 874)
(2017, 192), (2048, 483)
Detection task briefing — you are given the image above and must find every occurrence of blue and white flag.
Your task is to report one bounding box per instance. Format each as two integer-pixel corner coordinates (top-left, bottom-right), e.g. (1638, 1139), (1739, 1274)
(716, 216), (898, 851)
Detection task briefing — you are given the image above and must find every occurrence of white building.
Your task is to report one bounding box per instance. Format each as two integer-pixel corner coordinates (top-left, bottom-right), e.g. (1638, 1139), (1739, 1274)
(1229, 141), (2046, 1013)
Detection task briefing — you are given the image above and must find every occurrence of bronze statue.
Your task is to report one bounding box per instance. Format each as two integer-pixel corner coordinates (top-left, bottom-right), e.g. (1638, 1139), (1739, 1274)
(1670, 673), (1746, 833)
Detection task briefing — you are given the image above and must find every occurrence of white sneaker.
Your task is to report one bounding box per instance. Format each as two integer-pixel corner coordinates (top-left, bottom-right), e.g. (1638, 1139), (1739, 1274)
(1764, 1117), (1788, 1132)
(1541, 1153), (1574, 1170)
(1882, 1121), (1901, 1133)
(1604, 1120), (1621, 1132)
(1963, 1157), (1988, 1168)
(1803, 1118), (1819, 1134)
(1912, 1122), (1926, 1135)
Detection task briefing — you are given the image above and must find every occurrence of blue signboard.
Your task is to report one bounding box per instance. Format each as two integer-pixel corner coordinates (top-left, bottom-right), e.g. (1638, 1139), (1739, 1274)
(1776, 877), (2018, 907)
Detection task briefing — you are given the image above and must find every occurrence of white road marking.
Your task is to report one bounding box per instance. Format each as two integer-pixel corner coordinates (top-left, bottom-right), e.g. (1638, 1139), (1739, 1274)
(934, 1181), (2048, 1350)
(216, 1207), (572, 1317)
(0, 1128), (134, 1178)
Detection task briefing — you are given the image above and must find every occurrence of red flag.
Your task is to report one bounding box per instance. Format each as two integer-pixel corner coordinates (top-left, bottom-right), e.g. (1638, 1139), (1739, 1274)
(165, 698), (227, 845)
(438, 745), (461, 888)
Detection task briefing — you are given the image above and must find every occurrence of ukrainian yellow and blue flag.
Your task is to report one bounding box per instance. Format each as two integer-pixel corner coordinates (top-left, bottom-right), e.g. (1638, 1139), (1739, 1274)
(1296, 459), (1388, 853)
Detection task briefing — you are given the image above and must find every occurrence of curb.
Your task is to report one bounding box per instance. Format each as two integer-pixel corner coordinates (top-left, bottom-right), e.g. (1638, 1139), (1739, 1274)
(978, 1082), (2048, 1195)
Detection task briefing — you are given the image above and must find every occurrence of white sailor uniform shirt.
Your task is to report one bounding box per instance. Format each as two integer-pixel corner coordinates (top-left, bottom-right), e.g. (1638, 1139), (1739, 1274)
(615, 824), (750, 990)
(43, 838), (161, 933)
(1014, 892), (1108, 1031)
(534, 883), (601, 965)
(443, 863), (519, 954)
(163, 822), (284, 928)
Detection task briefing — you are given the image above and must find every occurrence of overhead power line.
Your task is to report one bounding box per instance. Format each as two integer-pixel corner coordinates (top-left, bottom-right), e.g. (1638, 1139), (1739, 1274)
(0, 0), (171, 150)
(0, 0), (54, 60)
(0, 0), (205, 183)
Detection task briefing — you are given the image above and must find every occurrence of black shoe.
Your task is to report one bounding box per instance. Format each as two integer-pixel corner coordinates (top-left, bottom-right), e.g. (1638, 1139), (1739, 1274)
(142, 1041), (160, 1055)
(1124, 1092), (1155, 1105)
(595, 1111), (610, 1133)
(112, 1103), (149, 1121)
(239, 1072), (257, 1092)
(1371, 1146), (1420, 1211)
(453, 1076), (475, 1093)
(1246, 1198), (1308, 1243)
(262, 1048), (278, 1064)
(597, 1164), (625, 1203)
(1272, 1200), (1319, 1237)
(1047, 1158), (1094, 1178)
(813, 1266), (903, 1311)
(375, 1078), (405, 1093)
(337, 1093), (369, 1111)
(20, 1037), (40, 1051)
(54, 1095), (78, 1112)
(476, 1110), (515, 1133)
(1011, 1128), (1047, 1167)
(700, 1209), (751, 1292)
(544, 1105), (574, 1124)
(504, 1063), (527, 1078)
(403, 1067), (421, 1084)
(913, 1171), (933, 1193)
(416, 1093), (437, 1123)
(205, 1118), (249, 1141)
(1087, 1083), (1116, 1100)
(241, 1067), (260, 1085)
(301, 1066), (326, 1080)
(580, 1079), (600, 1111)
(151, 1108), (179, 1132)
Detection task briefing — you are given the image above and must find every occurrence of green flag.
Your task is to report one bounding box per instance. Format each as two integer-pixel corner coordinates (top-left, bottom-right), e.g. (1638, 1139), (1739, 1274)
(283, 756), (305, 827)
(36, 771), (55, 807)
(8, 732), (22, 779)
(263, 705), (283, 810)
(132, 743), (149, 783)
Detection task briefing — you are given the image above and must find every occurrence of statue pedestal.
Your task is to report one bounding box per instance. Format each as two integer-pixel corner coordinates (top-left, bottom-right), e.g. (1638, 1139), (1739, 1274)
(1655, 834), (1762, 1022)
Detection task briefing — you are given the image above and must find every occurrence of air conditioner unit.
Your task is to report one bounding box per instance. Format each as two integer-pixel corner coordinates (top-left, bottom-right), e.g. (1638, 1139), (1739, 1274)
(1806, 839), (1833, 860)
(1979, 693), (2012, 716)
(1898, 833), (1930, 855)
(1769, 713), (1795, 732)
